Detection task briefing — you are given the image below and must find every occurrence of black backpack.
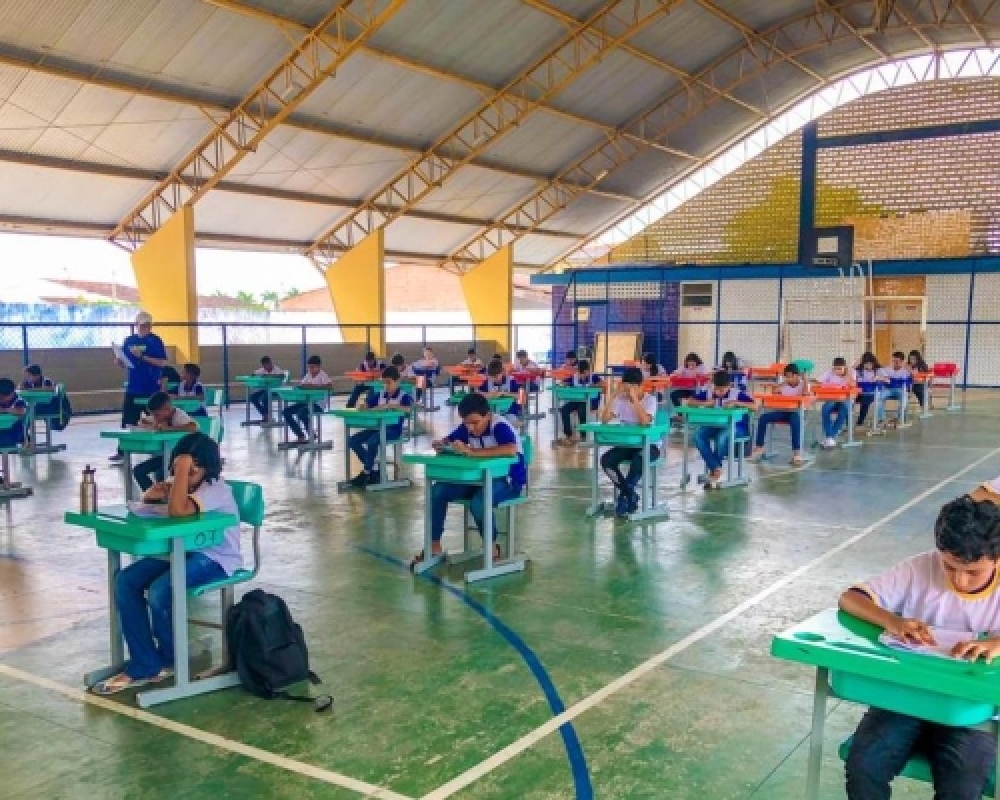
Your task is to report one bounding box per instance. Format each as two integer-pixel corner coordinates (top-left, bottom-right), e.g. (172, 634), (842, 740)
(50, 392), (73, 432)
(226, 589), (332, 710)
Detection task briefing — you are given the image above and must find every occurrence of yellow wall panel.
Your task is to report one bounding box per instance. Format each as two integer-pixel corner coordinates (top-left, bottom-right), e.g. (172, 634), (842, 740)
(325, 229), (385, 356)
(460, 246), (512, 355)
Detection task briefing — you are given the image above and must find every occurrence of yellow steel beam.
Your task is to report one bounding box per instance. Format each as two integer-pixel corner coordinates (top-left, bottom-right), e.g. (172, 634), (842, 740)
(522, 0), (766, 118)
(305, 0), (685, 267)
(110, 0), (408, 250)
(444, 0), (1000, 273)
(203, 0), (685, 154)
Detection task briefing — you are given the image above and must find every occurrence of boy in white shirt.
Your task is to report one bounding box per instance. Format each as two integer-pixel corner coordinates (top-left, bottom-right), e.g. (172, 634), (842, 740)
(94, 433), (241, 695)
(282, 355), (332, 444)
(348, 366), (414, 487)
(461, 348), (483, 368)
(599, 367), (658, 517)
(749, 363), (810, 465)
(816, 356), (856, 448)
(132, 391), (199, 491)
(840, 497), (1000, 799)
(250, 356), (283, 422)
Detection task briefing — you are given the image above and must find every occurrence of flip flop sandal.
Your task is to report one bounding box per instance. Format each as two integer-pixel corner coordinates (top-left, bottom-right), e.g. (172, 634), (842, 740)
(92, 668), (172, 696)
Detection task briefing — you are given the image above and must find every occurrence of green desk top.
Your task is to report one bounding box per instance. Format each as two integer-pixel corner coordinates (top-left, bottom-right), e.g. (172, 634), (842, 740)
(403, 451), (516, 482)
(100, 428), (190, 455)
(486, 396), (515, 413)
(0, 413), (20, 431)
(234, 374), (286, 386)
(674, 405), (750, 426)
(552, 385), (603, 400)
(18, 388), (59, 401)
(271, 386), (331, 401)
(65, 505), (238, 557)
(133, 396), (204, 412)
(579, 422), (668, 446)
(771, 609), (1000, 725)
(328, 408), (408, 426)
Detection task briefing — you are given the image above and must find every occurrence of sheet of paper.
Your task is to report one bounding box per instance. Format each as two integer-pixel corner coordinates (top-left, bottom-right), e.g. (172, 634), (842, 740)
(127, 502), (168, 518)
(879, 628), (981, 659)
(112, 343), (134, 369)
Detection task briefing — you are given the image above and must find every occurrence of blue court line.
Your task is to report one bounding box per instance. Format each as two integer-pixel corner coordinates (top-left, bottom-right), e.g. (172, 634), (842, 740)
(357, 545), (593, 800)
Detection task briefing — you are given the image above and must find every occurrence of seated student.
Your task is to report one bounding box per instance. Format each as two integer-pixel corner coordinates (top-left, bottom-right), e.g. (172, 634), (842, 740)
(907, 348), (930, 408)
(558, 359), (602, 445)
(93, 433), (241, 695)
(686, 371), (755, 488)
(562, 350), (578, 370)
(640, 352), (666, 379)
(716, 351), (747, 388)
(410, 347), (439, 401)
(348, 366), (413, 488)
(347, 351), (385, 409)
(483, 359), (523, 427)
(282, 355), (332, 445)
(877, 350), (911, 427)
(159, 365), (182, 394)
(461, 348), (484, 369)
(749, 363), (810, 465)
(840, 496), (1000, 799)
(514, 349), (541, 392)
(410, 393), (526, 568)
(0, 378), (27, 449)
(815, 356), (856, 449)
(855, 351), (883, 428)
(599, 367), (659, 517)
(21, 364), (59, 416)
(132, 392), (199, 492)
(176, 363), (207, 417)
(669, 352), (708, 409)
(249, 356), (283, 422)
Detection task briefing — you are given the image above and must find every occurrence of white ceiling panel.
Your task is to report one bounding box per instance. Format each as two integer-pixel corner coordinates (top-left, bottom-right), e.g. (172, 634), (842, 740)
(0, 161), (143, 221)
(197, 191), (344, 242)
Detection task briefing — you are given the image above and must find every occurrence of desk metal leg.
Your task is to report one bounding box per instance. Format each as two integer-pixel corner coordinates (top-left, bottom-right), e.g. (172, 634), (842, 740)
(680, 423), (691, 489)
(843, 400), (861, 448)
(629, 440), (667, 522)
(336, 420), (353, 492)
(466, 473), (525, 583)
(84, 549), (125, 687)
(920, 382), (932, 419)
(586, 442), (604, 516)
(805, 667), (829, 800)
(262, 388), (283, 428)
(0, 451), (31, 498)
(124, 452), (135, 502)
(367, 417), (411, 492)
(414, 476), (445, 575)
(947, 376), (961, 411)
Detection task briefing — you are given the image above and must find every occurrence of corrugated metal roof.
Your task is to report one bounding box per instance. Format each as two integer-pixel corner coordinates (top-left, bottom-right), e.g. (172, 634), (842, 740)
(414, 166), (539, 221)
(478, 114), (606, 176)
(0, 161), (142, 221)
(197, 190), (343, 241)
(513, 232), (579, 266)
(383, 216), (481, 255)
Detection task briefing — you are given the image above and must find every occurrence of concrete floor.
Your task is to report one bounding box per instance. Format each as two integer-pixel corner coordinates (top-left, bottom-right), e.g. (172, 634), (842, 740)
(3, 391), (1000, 799)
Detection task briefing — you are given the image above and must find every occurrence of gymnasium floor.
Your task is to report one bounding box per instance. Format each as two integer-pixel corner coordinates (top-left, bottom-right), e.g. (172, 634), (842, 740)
(3, 392), (1000, 799)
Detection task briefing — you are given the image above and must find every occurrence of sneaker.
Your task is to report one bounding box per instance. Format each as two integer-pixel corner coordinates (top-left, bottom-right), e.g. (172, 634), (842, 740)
(349, 472), (369, 488)
(614, 491), (630, 517)
(824, 437), (837, 449)
(368, 470), (381, 486)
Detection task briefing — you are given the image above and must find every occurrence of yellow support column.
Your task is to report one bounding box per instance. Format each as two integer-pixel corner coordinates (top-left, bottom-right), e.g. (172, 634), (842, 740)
(131, 206), (199, 362)
(460, 246), (512, 355)
(324, 229), (385, 356)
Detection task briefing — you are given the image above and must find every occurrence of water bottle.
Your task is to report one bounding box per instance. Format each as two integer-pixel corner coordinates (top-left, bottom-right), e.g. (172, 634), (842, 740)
(80, 465), (97, 514)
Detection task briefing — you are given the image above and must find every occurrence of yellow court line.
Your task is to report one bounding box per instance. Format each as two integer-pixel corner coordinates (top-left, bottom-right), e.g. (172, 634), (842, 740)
(421, 444), (1000, 800)
(0, 664), (413, 800)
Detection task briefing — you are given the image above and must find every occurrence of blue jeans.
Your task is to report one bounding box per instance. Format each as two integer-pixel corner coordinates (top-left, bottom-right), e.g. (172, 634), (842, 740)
(430, 479), (520, 543)
(349, 429), (381, 472)
(283, 402), (322, 439)
(133, 455), (165, 492)
(876, 388), (906, 422)
(693, 426), (731, 472)
(822, 401), (851, 438)
(346, 384), (368, 409)
(846, 707), (995, 800)
(115, 553), (227, 680)
(755, 410), (802, 451)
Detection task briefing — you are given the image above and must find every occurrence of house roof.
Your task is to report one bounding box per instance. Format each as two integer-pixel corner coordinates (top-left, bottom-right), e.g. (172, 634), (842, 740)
(0, 1), (995, 271)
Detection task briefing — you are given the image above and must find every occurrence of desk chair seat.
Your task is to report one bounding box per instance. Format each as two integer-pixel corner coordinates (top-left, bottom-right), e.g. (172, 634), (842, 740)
(188, 480), (264, 661)
(837, 736), (995, 797)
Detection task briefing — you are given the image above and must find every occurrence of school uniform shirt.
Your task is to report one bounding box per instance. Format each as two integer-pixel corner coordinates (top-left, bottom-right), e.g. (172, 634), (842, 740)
(672, 365), (708, 379)
(610, 393), (658, 425)
(516, 360), (539, 371)
(853, 551), (1000, 636)
(188, 479), (242, 576)
(445, 416), (526, 489)
(139, 407), (194, 430)
(461, 357), (483, 368)
(880, 366), (911, 383)
(692, 387), (754, 436)
(300, 370), (331, 386)
(641, 364), (667, 379)
(21, 378), (58, 414)
(486, 376), (523, 417)
(363, 387), (413, 439)
(21, 377), (54, 390)
(398, 364), (416, 379)
(818, 369), (856, 387)
(776, 380), (807, 396)
(177, 380), (205, 398)
(856, 368), (880, 388)
(358, 360), (385, 372)
(123, 332), (167, 395)
(411, 357), (439, 372)
(253, 365), (283, 377)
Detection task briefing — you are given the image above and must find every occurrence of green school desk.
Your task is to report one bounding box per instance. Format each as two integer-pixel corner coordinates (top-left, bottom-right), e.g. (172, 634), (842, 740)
(402, 451), (524, 583)
(329, 408), (411, 492)
(18, 387), (66, 455)
(549, 385), (603, 446)
(674, 405), (751, 489)
(65, 505), (241, 708)
(132, 396), (205, 415)
(579, 421), (670, 522)
(0, 413), (31, 498)
(771, 608), (1000, 800)
(234, 374), (286, 428)
(101, 429), (191, 502)
(271, 386), (333, 451)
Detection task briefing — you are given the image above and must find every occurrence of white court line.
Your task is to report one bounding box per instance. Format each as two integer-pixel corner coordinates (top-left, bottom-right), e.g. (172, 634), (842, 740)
(0, 664), (413, 800)
(422, 444), (1000, 800)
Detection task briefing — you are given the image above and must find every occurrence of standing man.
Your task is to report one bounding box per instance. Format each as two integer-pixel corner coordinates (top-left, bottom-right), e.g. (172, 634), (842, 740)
(111, 311), (169, 464)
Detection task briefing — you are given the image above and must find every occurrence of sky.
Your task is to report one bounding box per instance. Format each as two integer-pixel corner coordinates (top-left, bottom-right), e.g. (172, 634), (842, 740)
(0, 232), (326, 297)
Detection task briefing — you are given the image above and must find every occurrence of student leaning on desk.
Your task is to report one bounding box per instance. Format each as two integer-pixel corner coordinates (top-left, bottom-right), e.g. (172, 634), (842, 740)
(599, 367), (658, 518)
(94, 433), (242, 696)
(838, 497), (1000, 799)
(132, 392), (199, 492)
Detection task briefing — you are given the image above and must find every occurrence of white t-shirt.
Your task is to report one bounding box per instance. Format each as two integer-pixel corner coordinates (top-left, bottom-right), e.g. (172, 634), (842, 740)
(880, 366), (910, 381)
(819, 369), (855, 387)
(300, 370), (331, 386)
(776, 380), (807, 396)
(139, 408), (193, 429)
(610, 393), (658, 425)
(253, 366), (282, 376)
(189, 479), (242, 576)
(855, 551), (1000, 636)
